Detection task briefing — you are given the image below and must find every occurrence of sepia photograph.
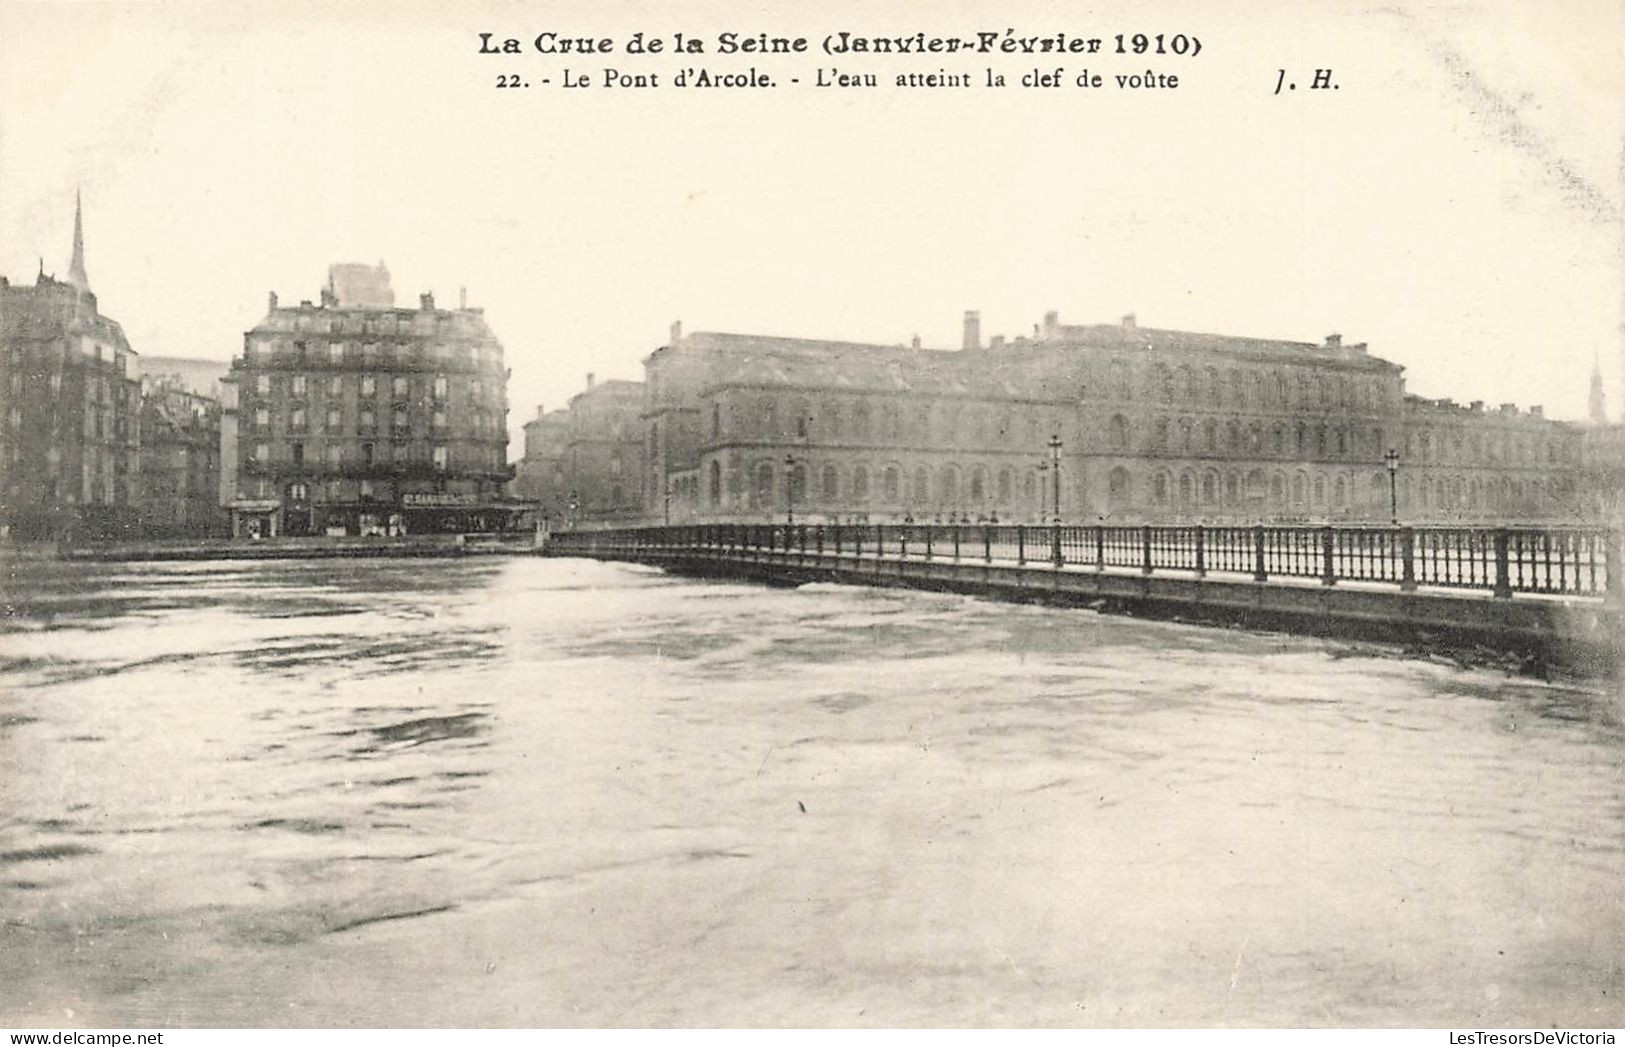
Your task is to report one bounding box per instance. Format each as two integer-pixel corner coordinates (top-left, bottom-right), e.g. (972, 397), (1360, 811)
(1, 0), (1622, 1034)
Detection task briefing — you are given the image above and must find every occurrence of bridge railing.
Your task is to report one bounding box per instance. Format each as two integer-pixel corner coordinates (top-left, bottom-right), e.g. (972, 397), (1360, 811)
(547, 523), (1621, 601)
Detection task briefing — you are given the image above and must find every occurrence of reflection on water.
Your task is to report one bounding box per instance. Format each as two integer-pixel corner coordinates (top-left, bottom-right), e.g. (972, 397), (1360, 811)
(0, 556), (1621, 1027)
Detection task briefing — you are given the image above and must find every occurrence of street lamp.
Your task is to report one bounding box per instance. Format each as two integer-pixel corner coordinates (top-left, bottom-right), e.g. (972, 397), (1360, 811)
(784, 453), (797, 526)
(663, 476), (671, 526)
(1383, 448), (1400, 525)
(1048, 434), (1063, 524)
(1037, 460), (1050, 521)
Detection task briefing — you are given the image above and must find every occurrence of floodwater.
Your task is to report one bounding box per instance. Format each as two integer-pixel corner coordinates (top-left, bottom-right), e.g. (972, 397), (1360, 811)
(0, 555), (1621, 1028)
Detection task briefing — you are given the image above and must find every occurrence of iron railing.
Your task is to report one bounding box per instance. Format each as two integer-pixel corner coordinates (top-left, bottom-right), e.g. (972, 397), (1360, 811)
(545, 523), (1621, 601)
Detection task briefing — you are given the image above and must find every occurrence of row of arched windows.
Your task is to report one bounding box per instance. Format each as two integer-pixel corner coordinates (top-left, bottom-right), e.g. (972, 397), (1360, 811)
(712, 458), (1059, 511)
(709, 395), (1062, 452)
(1108, 414), (1389, 461)
(1128, 361), (1396, 413)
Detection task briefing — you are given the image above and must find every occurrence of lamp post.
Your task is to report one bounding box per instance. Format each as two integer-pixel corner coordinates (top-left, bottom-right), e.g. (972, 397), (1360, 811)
(784, 454), (797, 527)
(1383, 448), (1400, 525)
(1048, 434), (1063, 524)
(1037, 461), (1049, 521)
(663, 476), (671, 526)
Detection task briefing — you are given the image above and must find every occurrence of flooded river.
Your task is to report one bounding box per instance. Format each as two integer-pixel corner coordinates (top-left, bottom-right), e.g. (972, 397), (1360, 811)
(1, 556), (1621, 1027)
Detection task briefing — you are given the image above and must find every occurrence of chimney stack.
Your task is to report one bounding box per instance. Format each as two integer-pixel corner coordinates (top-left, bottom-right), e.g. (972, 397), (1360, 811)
(586, 372), (596, 390)
(1122, 313), (1137, 330)
(1325, 333), (1342, 348)
(420, 291), (435, 311)
(537, 403), (545, 418)
(319, 286), (336, 308)
(268, 291), (278, 312)
(670, 320), (682, 345)
(459, 286), (468, 310)
(962, 310), (981, 351)
(911, 334), (921, 349)
(1043, 310), (1059, 335)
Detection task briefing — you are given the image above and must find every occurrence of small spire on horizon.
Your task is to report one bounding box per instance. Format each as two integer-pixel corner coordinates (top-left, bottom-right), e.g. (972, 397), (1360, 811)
(67, 187), (90, 294)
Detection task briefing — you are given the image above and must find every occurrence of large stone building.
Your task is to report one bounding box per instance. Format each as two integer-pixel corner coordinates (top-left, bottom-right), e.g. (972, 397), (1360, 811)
(136, 375), (223, 537)
(512, 402), (571, 517)
(225, 265), (520, 537)
(520, 309), (1604, 528)
(0, 196), (142, 540)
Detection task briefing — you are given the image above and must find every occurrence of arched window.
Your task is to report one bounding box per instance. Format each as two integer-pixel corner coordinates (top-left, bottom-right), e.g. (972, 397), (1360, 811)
(854, 401), (872, 439)
(1334, 476), (1347, 507)
(1270, 473), (1285, 506)
(1108, 467), (1132, 511)
(789, 463), (807, 503)
(1202, 419), (1217, 452)
(1152, 471), (1169, 505)
(969, 466), (987, 501)
(882, 466), (899, 503)
(1109, 414), (1129, 451)
(821, 465), (838, 502)
(913, 466), (930, 505)
(1201, 472), (1217, 505)
(997, 468), (1012, 503)
(1178, 471), (1194, 508)
(1225, 473), (1240, 505)
(1178, 418), (1193, 451)
(939, 466), (959, 506)
(753, 462), (775, 509)
(852, 466), (870, 501)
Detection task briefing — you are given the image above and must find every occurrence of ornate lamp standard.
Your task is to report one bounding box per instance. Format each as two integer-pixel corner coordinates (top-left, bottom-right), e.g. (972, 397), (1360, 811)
(1383, 448), (1400, 525)
(784, 454), (797, 527)
(1037, 460), (1049, 521)
(1048, 434), (1063, 524)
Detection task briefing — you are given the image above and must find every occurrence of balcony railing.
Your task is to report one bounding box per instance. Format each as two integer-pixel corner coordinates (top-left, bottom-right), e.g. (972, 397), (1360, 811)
(546, 523), (1621, 601)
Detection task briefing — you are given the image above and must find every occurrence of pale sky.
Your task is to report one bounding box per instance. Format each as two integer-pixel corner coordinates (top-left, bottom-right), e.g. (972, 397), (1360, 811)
(2, 0), (1621, 450)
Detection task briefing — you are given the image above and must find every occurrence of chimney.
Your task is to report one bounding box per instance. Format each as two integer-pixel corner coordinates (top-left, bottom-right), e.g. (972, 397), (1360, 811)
(990, 335), (1005, 350)
(1530, 405), (1543, 418)
(1043, 310), (1059, 335)
(1122, 313), (1137, 330)
(911, 334), (921, 349)
(420, 292), (435, 311)
(268, 291), (278, 312)
(459, 285), (468, 310)
(1350, 342), (1368, 354)
(670, 320), (683, 345)
(537, 403), (545, 418)
(962, 310), (981, 351)
(1499, 403), (1517, 415)
(1470, 400), (1484, 412)
(1325, 333), (1342, 347)
(319, 287), (336, 308)
(586, 372), (596, 390)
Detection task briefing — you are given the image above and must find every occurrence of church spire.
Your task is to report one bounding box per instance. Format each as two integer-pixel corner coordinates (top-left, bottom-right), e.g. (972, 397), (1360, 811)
(1588, 352), (1608, 424)
(67, 188), (90, 294)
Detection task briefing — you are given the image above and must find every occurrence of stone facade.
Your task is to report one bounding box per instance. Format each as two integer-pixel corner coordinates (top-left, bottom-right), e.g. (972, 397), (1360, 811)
(226, 269), (519, 537)
(0, 198), (142, 540)
(137, 376), (223, 537)
(522, 309), (1606, 528)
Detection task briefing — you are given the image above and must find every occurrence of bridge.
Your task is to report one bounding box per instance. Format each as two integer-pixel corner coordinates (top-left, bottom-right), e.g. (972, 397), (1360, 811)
(545, 522), (1623, 675)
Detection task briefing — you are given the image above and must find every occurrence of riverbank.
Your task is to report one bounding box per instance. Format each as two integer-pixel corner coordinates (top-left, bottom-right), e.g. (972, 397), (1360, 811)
(5, 533), (541, 563)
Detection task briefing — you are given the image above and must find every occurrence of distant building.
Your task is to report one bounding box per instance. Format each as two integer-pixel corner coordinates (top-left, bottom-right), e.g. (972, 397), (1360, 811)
(0, 194), (142, 540)
(137, 355), (229, 400)
(226, 267), (523, 537)
(632, 310), (1594, 525)
(512, 402), (571, 519)
(137, 376), (223, 537)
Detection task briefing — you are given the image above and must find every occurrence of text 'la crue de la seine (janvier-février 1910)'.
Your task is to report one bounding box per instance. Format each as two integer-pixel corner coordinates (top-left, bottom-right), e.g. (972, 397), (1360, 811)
(477, 29), (1204, 91)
